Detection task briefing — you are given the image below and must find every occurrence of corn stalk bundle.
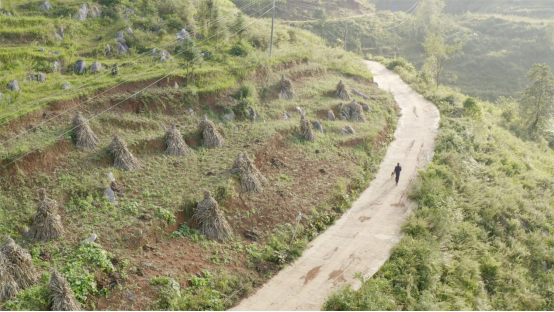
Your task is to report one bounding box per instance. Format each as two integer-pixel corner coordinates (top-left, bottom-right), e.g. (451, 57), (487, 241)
(49, 268), (82, 311)
(300, 116), (317, 142)
(344, 100), (366, 122)
(279, 75), (295, 100)
(1, 238), (39, 290)
(193, 191), (232, 240)
(198, 115), (225, 148)
(240, 152), (267, 193)
(335, 80), (351, 101)
(0, 252), (19, 301)
(231, 152), (248, 174)
(165, 124), (190, 156)
(72, 112), (98, 148)
(29, 189), (64, 241)
(108, 135), (142, 171)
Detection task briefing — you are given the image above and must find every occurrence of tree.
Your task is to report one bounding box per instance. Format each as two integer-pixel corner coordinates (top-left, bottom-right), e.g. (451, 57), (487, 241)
(422, 31), (464, 87)
(231, 12), (246, 39)
(413, 0), (445, 39)
(176, 38), (203, 85)
(519, 63), (554, 132)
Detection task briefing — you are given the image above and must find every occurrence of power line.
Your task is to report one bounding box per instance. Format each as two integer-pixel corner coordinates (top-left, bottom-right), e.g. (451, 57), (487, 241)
(0, 0), (265, 128)
(0, 2), (274, 151)
(2, 5), (275, 170)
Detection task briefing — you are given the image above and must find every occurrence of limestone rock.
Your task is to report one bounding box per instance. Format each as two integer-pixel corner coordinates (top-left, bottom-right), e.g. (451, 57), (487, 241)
(75, 59), (86, 74)
(39, 1), (52, 11)
(7, 80), (19, 91)
(176, 29), (190, 41)
(89, 61), (102, 73)
(117, 41), (129, 54)
(346, 125), (356, 134)
(61, 83), (70, 90)
(327, 110), (335, 121)
(37, 73), (46, 83)
(76, 4), (90, 21)
(314, 121), (324, 134)
(81, 234), (97, 244)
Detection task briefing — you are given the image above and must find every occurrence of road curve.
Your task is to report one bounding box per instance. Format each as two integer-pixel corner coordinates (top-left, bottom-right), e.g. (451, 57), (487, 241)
(231, 61), (440, 311)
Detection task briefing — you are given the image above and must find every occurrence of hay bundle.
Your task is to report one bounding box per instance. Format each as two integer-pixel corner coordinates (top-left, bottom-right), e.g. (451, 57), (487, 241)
(49, 269), (82, 311)
(199, 115), (225, 148)
(232, 152), (267, 192)
(335, 80), (351, 101)
(279, 75), (295, 100)
(300, 116), (317, 142)
(193, 191), (232, 240)
(231, 152), (248, 174)
(73, 112), (98, 148)
(165, 124), (190, 156)
(108, 135), (142, 171)
(29, 189), (64, 241)
(1, 238), (39, 290)
(0, 252), (19, 301)
(344, 100), (366, 122)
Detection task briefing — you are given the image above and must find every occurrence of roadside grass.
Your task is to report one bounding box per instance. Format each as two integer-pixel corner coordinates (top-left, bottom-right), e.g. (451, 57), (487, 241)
(323, 58), (554, 311)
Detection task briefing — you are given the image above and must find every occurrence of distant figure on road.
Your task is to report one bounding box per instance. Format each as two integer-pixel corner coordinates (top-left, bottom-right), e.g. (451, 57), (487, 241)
(393, 163), (402, 186)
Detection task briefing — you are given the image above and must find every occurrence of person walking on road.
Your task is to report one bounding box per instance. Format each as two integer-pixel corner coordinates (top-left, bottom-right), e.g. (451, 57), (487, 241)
(393, 163), (402, 186)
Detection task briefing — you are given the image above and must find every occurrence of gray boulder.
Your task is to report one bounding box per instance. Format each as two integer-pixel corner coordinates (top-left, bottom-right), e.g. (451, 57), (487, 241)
(76, 3), (90, 21)
(7, 80), (19, 91)
(104, 187), (116, 203)
(295, 106), (305, 116)
(39, 47), (45, 52)
(284, 111), (291, 121)
(123, 8), (135, 20)
(176, 29), (190, 41)
(338, 102), (343, 111)
(81, 234), (97, 244)
(75, 59), (86, 74)
(314, 121), (324, 134)
(52, 60), (60, 72)
(0, 92), (2, 102)
(327, 110), (335, 121)
(159, 50), (171, 62)
(362, 103), (372, 112)
(39, 1), (52, 10)
(248, 107), (260, 122)
(224, 108), (235, 121)
(117, 41), (129, 54)
(62, 83), (70, 90)
(107, 172), (116, 182)
(340, 128), (349, 135)
(188, 108), (194, 116)
(104, 44), (111, 56)
(116, 31), (126, 43)
(346, 125), (356, 134)
(125, 26), (133, 34)
(37, 73), (46, 83)
(90, 61), (102, 73)
(91, 6), (102, 17)
(352, 88), (369, 100)
(151, 48), (157, 56)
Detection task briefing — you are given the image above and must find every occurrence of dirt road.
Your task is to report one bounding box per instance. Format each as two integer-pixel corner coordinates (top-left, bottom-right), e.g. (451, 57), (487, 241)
(231, 61), (440, 311)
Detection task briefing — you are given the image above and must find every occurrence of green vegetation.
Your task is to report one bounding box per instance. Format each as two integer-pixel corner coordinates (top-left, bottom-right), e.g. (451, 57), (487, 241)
(0, 0), (398, 310)
(324, 56), (554, 311)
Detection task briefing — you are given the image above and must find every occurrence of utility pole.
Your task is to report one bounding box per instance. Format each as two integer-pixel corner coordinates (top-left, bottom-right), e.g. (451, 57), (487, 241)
(270, 0), (276, 57)
(343, 10), (347, 51)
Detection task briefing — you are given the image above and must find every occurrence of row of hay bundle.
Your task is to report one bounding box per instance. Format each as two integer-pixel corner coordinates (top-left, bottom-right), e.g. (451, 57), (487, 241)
(72, 112), (98, 148)
(108, 135), (143, 171)
(300, 116), (317, 142)
(335, 80), (351, 101)
(279, 75), (295, 100)
(232, 152), (267, 193)
(164, 124), (191, 156)
(193, 191), (233, 240)
(49, 268), (82, 311)
(29, 189), (64, 241)
(343, 99), (366, 122)
(199, 115), (225, 148)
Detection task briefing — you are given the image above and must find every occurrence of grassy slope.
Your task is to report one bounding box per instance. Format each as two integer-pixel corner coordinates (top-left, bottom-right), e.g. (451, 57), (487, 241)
(323, 58), (554, 311)
(0, 0), (401, 311)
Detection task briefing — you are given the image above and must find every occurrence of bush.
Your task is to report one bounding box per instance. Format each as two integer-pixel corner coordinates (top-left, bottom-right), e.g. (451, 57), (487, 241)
(463, 97), (482, 117)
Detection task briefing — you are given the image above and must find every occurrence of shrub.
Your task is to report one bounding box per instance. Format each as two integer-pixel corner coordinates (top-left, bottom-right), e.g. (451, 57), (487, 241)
(463, 97), (481, 117)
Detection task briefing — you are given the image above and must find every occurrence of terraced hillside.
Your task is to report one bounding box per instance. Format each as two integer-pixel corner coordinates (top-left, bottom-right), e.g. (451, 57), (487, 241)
(0, 0), (399, 310)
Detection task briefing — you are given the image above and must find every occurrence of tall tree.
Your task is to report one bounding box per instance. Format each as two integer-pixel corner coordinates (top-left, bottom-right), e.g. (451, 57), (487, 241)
(231, 12), (246, 39)
(422, 31), (464, 87)
(519, 63), (554, 132)
(413, 0), (445, 39)
(176, 38), (203, 85)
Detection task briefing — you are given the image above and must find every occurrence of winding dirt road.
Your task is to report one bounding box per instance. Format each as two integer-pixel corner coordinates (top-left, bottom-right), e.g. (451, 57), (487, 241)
(231, 61), (440, 311)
